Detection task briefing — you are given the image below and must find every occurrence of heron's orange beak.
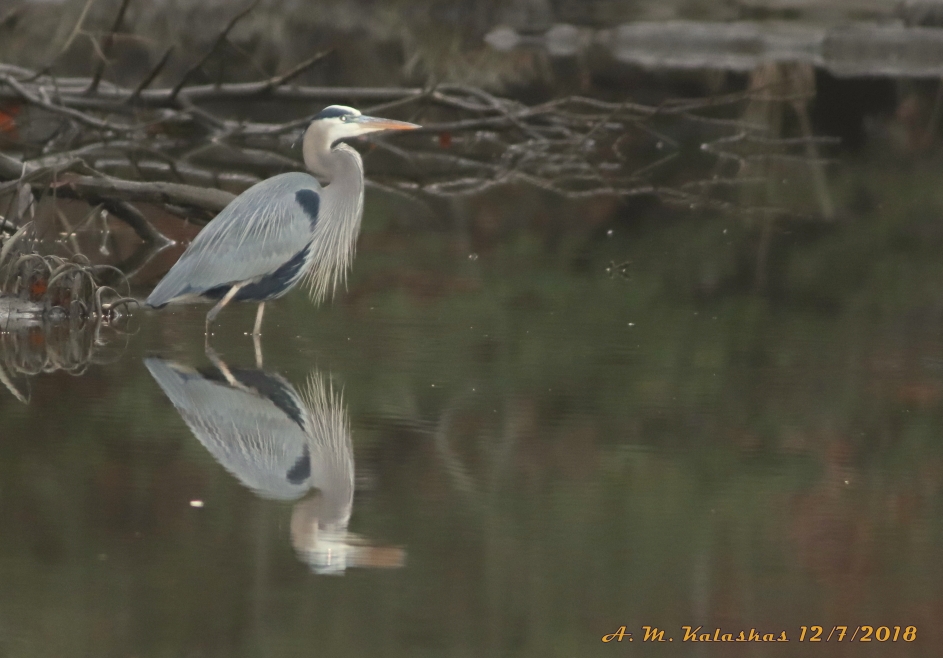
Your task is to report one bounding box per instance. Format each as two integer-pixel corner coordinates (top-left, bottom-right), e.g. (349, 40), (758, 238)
(353, 116), (422, 133)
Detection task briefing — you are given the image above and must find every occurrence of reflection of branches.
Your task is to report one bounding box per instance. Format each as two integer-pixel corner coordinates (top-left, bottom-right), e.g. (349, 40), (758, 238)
(0, 316), (132, 403)
(431, 393), (523, 517)
(433, 396), (484, 510)
(0, 224), (136, 402)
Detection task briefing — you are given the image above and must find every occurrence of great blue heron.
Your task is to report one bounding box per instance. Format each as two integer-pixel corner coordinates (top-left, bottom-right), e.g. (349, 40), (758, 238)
(144, 105), (420, 336)
(145, 355), (405, 574)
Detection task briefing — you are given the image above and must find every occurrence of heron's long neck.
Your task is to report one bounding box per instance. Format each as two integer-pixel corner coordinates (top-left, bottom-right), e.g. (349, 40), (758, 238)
(303, 134), (361, 183)
(300, 142), (365, 302)
(304, 141), (364, 214)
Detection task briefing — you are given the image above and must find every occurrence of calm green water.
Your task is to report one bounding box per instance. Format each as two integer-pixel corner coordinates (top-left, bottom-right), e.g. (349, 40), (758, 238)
(3, 154), (943, 656)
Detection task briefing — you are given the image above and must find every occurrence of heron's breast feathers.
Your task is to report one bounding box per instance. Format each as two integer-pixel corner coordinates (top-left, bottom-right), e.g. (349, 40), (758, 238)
(301, 188), (364, 304)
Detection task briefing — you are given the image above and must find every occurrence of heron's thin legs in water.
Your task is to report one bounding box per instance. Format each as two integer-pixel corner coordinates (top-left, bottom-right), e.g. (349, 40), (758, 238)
(204, 347), (241, 388)
(253, 302), (265, 336)
(250, 303), (266, 368)
(204, 346), (262, 392)
(253, 333), (264, 369)
(205, 283), (245, 335)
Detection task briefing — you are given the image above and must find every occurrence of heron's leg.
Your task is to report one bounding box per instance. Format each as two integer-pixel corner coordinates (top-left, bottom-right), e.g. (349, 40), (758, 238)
(205, 347), (238, 387)
(205, 345), (254, 392)
(251, 303), (266, 368)
(253, 302), (265, 336)
(205, 282), (245, 335)
(253, 333), (264, 369)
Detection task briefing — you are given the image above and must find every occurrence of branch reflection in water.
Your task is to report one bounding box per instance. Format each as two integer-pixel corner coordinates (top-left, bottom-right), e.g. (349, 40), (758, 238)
(144, 354), (405, 575)
(0, 317), (130, 403)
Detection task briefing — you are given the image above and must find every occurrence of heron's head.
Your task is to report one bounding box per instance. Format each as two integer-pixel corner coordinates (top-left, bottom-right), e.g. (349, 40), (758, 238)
(307, 105), (420, 148)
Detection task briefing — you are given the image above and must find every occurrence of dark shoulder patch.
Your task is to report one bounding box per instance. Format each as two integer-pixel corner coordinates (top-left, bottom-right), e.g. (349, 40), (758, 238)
(286, 446), (311, 484)
(295, 189), (320, 228)
(314, 106), (355, 120)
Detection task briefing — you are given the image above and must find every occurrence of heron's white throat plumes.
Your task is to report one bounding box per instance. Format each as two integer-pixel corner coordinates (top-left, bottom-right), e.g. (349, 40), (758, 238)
(301, 142), (364, 303)
(299, 107), (418, 303)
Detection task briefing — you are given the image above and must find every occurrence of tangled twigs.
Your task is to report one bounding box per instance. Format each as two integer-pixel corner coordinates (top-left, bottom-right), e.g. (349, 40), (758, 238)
(0, 4), (834, 237)
(0, 222), (138, 328)
(169, 0), (260, 101)
(86, 0), (133, 95)
(0, 73), (135, 132)
(0, 150), (223, 233)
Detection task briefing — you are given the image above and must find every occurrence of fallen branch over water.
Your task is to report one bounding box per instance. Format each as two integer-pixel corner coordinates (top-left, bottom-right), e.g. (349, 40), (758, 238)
(0, 150), (228, 236)
(0, 37), (826, 201)
(0, 2), (838, 274)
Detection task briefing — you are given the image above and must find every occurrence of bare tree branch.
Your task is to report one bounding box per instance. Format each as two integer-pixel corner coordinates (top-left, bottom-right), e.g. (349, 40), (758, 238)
(169, 0), (260, 101)
(0, 73), (134, 132)
(86, 0), (132, 94)
(127, 46), (174, 103)
(94, 198), (170, 245)
(0, 30), (837, 266)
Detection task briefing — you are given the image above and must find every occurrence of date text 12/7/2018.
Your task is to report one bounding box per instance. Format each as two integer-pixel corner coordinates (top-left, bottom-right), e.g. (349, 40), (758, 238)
(601, 626), (918, 643)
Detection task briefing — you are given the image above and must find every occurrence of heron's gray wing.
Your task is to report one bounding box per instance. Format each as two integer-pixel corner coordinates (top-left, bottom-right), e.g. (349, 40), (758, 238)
(146, 172), (321, 306)
(145, 358), (312, 500)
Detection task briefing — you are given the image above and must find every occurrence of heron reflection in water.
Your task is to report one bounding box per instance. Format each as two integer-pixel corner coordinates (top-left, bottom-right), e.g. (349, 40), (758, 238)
(145, 354), (404, 574)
